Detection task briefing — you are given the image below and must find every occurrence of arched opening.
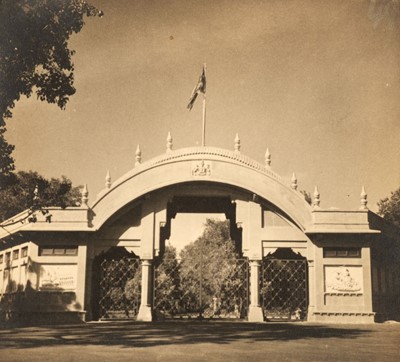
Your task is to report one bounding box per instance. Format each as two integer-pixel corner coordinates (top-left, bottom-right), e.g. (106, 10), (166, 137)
(92, 247), (141, 320)
(260, 248), (308, 321)
(153, 196), (249, 320)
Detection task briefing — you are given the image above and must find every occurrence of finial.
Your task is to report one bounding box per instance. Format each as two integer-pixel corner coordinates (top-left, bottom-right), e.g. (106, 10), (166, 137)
(166, 131), (173, 153)
(265, 148), (271, 167)
(360, 186), (368, 210)
(234, 133), (241, 153)
(81, 184), (89, 207)
(291, 173), (298, 190)
(105, 170), (111, 189)
(313, 186), (320, 209)
(135, 144), (142, 166)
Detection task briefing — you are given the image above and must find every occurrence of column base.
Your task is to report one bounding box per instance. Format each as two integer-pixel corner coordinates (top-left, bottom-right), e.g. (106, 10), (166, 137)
(137, 305), (152, 321)
(247, 306), (264, 322)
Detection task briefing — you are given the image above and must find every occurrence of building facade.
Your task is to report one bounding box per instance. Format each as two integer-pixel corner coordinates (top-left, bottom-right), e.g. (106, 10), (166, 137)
(1, 140), (399, 324)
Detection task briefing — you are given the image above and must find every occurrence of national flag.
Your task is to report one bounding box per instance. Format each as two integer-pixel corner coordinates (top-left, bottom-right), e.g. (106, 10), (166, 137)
(187, 66), (206, 110)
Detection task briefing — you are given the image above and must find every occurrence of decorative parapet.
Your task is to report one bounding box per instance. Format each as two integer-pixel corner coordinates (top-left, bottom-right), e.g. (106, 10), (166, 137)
(95, 146), (299, 204)
(149, 147), (283, 182)
(306, 209), (380, 234)
(0, 207), (92, 239)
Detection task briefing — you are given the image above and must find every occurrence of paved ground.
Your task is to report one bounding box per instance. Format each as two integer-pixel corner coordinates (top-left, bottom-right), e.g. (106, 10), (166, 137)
(0, 320), (399, 361)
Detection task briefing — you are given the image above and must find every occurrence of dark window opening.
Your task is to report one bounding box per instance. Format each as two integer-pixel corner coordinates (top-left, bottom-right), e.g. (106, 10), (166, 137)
(21, 247), (28, 257)
(39, 246), (78, 256)
(323, 247), (361, 258)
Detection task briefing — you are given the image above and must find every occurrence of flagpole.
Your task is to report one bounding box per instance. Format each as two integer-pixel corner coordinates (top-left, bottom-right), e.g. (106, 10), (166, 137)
(202, 63), (206, 147)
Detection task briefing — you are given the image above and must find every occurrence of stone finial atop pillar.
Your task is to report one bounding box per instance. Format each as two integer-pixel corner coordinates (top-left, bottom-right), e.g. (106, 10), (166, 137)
(360, 186), (368, 210)
(166, 131), (173, 153)
(81, 184), (89, 207)
(265, 148), (271, 167)
(105, 170), (111, 189)
(135, 144), (142, 166)
(313, 186), (320, 209)
(234, 133), (241, 153)
(291, 173), (298, 190)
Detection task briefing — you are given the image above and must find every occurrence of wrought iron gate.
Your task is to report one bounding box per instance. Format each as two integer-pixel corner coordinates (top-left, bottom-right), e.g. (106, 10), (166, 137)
(260, 258), (308, 321)
(154, 254), (249, 320)
(93, 253), (141, 320)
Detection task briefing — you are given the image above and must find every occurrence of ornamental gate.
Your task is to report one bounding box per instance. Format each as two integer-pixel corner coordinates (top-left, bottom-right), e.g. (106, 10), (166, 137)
(153, 246), (249, 320)
(260, 249), (308, 321)
(92, 248), (141, 320)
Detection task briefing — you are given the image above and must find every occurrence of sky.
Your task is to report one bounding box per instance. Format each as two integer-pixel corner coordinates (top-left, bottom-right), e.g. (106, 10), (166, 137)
(6, 0), (400, 226)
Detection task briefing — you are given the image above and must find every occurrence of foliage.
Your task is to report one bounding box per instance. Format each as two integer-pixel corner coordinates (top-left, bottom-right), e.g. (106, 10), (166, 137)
(0, 170), (81, 222)
(154, 245), (182, 317)
(378, 187), (400, 228)
(178, 219), (246, 317)
(0, 126), (15, 187)
(124, 269), (141, 301)
(0, 0), (103, 125)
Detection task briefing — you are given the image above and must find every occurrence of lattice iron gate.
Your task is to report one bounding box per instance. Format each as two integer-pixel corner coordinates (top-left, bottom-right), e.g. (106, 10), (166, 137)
(260, 258), (308, 321)
(154, 254), (249, 320)
(93, 254), (141, 320)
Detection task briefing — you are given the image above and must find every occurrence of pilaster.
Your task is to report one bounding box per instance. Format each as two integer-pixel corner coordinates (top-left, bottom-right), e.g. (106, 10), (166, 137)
(137, 259), (153, 321)
(248, 260), (264, 322)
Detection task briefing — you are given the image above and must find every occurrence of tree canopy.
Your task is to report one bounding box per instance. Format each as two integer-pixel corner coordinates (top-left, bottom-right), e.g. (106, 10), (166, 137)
(378, 187), (400, 228)
(0, 0), (102, 125)
(0, 127), (15, 187)
(178, 219), (247, 317)
(0, 170), (81, 222)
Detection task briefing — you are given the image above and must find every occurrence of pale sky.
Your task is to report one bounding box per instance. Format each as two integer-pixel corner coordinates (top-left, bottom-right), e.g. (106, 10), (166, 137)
(6, 0), (400, 215)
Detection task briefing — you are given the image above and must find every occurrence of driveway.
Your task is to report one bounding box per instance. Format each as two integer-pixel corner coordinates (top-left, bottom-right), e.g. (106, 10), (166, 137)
(0, 320), (399, 361)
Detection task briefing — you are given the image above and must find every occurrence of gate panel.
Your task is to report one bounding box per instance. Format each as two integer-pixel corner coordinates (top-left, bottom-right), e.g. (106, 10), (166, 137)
(260, 258), (308, 321)
(154, 256), (249, 319)
(95, 256), (141, 320)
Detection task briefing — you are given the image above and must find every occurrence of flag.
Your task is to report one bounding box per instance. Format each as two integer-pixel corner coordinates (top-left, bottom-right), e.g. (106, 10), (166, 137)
(187, 66), (206, 110)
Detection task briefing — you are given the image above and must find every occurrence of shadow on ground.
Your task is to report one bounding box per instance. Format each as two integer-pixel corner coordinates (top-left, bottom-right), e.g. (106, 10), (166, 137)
(0, 320), (375, 349)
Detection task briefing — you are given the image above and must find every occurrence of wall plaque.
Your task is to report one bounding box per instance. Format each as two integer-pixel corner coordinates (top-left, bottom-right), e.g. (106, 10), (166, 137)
(325, 265), (363, 293)
(39, 264), (77, 291)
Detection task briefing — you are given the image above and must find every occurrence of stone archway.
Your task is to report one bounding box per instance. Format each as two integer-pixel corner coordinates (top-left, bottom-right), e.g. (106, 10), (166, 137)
(88, 147), (313, 322)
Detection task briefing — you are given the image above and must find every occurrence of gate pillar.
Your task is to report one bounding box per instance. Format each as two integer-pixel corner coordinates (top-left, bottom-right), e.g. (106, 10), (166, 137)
(248, 260), (264, 322)
(137, 259), (153, 321)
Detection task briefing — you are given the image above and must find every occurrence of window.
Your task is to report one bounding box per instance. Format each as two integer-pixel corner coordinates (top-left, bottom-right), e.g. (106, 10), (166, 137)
(5, 252), (11, 263)
(39, 246), (78, 256)
(12, 249), (19, 260)
(0, 254), (3, 264)
(323, 247), (361, 258)
(21, 247), (28, 258)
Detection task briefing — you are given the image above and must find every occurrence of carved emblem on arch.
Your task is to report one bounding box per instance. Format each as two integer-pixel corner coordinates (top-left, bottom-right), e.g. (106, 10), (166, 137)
(191, 160), (212, 176)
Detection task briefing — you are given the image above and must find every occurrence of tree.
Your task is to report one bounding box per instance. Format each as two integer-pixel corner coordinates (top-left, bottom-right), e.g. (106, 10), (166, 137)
(0, 170), (81, 222)
(378, 187), (400, 228)
(0, 0), (103, 126)
(0, 126), (15, 187)
(153, 245), (182, 318)
(179, 219), (247, 318)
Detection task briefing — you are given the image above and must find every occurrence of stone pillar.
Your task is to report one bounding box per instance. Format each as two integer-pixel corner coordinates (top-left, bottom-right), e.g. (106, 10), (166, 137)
(137, 259), (153, 321)
(76, 244), (87, 320)
(248, 260), (264, 322)
(307, 260), (316, 319)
